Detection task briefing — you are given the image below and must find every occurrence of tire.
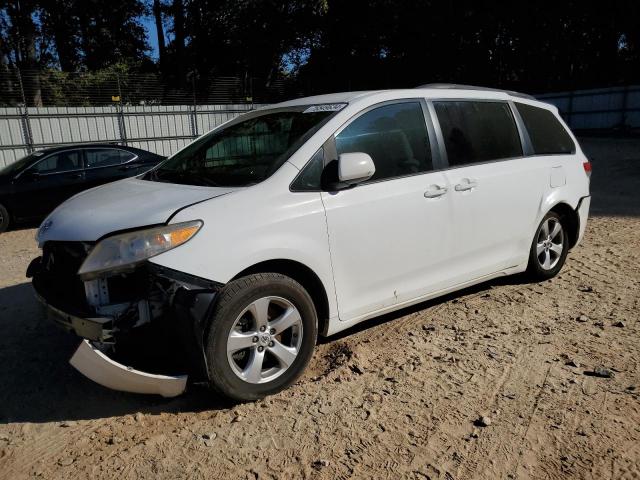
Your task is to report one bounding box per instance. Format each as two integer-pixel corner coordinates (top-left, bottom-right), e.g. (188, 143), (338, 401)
(526, 211), (569, 281)
(204, 273), (318, 401)
(0, 203), (9, 233)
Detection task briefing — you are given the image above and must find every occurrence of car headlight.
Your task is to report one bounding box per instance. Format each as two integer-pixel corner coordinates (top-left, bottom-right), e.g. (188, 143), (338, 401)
(78, 221), (202, 278)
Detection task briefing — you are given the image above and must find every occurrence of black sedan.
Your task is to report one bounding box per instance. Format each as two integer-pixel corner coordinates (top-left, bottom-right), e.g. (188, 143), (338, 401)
(0, 144), (165, 232)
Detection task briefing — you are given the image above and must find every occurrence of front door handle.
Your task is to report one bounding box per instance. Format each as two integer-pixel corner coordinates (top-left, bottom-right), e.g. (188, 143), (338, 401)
(68, 173), (83, 179)
(454, 178), (478, 191)
(424, 185), (448, 198)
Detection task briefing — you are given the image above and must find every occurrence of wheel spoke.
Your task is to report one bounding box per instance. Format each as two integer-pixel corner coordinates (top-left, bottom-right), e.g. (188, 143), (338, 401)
(227, 331), (256, 354)
(242, 348), (265, 383)
(549, 242), (563, 256)
(248, 297), (270, 330)
(536, 242), (546, 256)
(541, 220), (550, 237)
(269, 307), (301, 334)
(549, 221), (562, 240)
(268, 339), (298, 368)
(542, 251), (551, 269)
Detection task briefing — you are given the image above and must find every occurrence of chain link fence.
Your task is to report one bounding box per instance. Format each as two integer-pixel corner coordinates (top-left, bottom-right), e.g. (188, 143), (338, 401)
(0, 68), (297, 108)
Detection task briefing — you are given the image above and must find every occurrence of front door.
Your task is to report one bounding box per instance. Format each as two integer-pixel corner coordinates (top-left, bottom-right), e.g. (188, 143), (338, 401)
(12, 149), (86, 219)
(321, 100), (454, 322)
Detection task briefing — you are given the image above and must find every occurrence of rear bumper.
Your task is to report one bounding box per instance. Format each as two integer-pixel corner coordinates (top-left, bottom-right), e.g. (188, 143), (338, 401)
(576, 195), (591, 247)
(70, 340), (187, 397)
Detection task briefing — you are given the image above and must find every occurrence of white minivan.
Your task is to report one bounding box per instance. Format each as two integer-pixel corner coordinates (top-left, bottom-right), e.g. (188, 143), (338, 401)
(29, 85), (591, 401)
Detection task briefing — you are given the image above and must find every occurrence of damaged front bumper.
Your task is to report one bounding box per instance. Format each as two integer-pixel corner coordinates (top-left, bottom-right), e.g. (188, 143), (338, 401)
(28, 244), (221, 397)
(70, 340), (188, 397)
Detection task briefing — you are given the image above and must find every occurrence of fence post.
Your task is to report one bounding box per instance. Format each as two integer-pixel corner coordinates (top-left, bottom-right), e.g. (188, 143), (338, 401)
(621, 85), (629, 128)
(190, 75), (199, 138)
(566, 90), (574, 129)
(16, 69), (34, 153)
(115, 73), (128, 145)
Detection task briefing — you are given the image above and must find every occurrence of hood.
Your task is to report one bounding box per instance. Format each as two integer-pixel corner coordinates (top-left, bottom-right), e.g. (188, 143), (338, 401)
(37, 178), (239, 243)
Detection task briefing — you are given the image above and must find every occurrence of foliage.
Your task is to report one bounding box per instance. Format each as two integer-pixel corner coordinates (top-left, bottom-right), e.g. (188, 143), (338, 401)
(1, 0), (639, 104)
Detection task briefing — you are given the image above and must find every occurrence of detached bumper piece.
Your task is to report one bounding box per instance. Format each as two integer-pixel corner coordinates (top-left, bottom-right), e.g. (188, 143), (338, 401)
(70, 340), (187, 398)
(35, 292), (115, 342)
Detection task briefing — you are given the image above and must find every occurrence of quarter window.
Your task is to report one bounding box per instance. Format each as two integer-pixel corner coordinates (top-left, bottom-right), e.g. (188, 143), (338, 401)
(86, 149), (136, 168)
(515, 103), (576, 155)
(33, 151), (82, 173)
(335, 102), (432, 182)
(291, 148), (325, 191)
(434, 101), (522, 166)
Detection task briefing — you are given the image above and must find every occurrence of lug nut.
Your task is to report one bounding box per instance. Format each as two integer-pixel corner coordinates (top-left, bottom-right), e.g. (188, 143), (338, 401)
(269, 341), (274, 347)
(252, 336), (258, 343)
(257, 346), (264, 352)
(270, 328), (276, 334)
(259, 326), (266, 332)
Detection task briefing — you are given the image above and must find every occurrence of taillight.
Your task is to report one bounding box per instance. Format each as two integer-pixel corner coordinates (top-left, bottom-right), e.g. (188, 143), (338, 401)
(583, 161), (592, 178)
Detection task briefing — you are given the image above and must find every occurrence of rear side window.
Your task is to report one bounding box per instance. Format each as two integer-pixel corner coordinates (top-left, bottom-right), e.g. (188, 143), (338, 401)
(335, 102), (432, 182)
(515, 103), (576, 155)
(434, 101), (522, 166)
(86, 149), (136, 168)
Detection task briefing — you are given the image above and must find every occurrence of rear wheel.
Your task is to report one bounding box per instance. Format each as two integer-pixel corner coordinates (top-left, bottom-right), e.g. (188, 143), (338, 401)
(526, 211), (568, 280)
(204, 273), (317, 401)
(0, 204), (9, 233)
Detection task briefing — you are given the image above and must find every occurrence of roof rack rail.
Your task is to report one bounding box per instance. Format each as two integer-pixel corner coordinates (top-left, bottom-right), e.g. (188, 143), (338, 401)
(415, 83), (535, 101)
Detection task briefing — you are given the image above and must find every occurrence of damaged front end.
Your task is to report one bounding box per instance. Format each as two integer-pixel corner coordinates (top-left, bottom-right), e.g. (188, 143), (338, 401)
(27, 239), (220, 397)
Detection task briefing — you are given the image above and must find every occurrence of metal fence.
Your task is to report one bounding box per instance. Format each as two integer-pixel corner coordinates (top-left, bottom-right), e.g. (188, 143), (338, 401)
(537, 85), (640, 132)
(0, 104), (265, 166)
(1, 69), (638, 167)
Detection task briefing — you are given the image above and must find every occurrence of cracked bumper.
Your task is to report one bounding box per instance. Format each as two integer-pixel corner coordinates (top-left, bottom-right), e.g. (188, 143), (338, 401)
(70, 340), (188, 397)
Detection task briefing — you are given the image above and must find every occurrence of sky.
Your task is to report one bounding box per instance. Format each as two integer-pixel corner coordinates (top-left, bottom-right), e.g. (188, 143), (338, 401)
(140, 15), (160, 61)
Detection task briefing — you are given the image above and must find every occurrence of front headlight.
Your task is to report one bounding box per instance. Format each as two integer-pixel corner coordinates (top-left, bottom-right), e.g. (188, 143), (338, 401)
(78, 220), (202, 278)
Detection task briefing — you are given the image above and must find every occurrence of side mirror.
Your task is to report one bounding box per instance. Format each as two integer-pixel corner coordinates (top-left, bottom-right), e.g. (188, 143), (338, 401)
(337, 152), (375, 185)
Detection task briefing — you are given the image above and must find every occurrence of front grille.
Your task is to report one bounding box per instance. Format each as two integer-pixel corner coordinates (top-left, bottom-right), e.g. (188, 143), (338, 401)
(36, 241), (93, 312)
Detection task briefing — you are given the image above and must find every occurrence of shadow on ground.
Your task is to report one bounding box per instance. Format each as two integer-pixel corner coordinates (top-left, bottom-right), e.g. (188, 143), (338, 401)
(0, 282), (233, 424)
(0, 274), (528, 424)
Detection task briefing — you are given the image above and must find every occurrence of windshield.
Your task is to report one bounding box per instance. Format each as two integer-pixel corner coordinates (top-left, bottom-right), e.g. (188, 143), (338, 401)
(0, 151), (45, 175)
(145, 105), (342, 187)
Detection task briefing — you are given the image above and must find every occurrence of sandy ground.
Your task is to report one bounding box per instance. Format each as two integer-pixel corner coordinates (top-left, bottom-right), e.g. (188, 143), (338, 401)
(0, 138), (639, 479)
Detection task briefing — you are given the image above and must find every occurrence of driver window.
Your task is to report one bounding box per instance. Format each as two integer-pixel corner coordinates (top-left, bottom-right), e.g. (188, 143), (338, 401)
(33, 151), (82, 173)
(335, 102), (432, 182)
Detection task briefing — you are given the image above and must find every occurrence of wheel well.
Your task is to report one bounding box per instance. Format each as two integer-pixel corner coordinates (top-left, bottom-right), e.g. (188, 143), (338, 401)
(232, 260), (330, 335)
(550, 202), (579, 249)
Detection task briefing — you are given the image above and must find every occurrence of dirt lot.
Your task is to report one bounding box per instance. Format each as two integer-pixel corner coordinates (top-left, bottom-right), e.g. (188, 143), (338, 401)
(0, 138), (639, 479)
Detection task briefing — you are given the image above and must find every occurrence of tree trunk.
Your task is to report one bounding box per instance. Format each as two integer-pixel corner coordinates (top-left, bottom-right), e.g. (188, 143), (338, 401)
(153, 0), (166, 68)
(7, 0), (42, 106)
(173, 0), (185, 83)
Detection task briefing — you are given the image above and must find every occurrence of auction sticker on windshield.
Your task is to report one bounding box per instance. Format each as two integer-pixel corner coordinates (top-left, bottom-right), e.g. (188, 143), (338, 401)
(303, 103), (346, 113)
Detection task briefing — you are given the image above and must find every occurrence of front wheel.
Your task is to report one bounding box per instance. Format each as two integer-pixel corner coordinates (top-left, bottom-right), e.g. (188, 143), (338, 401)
(526, 211), (568, 280)
(0, 203), (9, 233)
(204, 273), (317, 401)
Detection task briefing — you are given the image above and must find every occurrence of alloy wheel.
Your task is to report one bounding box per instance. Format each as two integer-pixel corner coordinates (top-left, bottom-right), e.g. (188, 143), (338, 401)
(536, 217), (564, 270)
(226, 296), (303, 384)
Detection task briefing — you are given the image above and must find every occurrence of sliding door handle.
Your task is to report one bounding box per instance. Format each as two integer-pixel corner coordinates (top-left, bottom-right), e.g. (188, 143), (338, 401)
(424, 185), (448, 198)
(454, 178), (478, 191)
